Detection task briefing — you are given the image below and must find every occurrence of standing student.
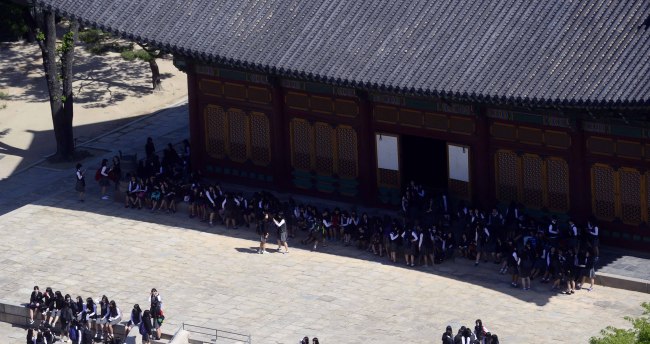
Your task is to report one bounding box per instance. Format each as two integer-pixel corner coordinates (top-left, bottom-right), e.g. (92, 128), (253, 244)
(474, 319), (488, 344)
(149, 289), (163, 340)
(75, 164), (86, 202)
(580, 249), (596, 292)
(402, 225), (418, 267)
(258, 213), (270, 254)
(59, 295), (74, 343)
(28, 286), (43, 325)
(389, 224), (399, 263)
(587, 218), (600, 259)
(110, 155), (122, 190)
(141, 310), (153, 344)
(98, 159), (111, 200)
(442, 325), (454, 344)
(419, 226), (435, 267)
(340, 211), (352, 246)
(519, 246), (534, 290)
(474, 224), (489, 266)
(273, 212), (289, 254)
(123, 304), (142, 341)
(145, 137), (156, 161)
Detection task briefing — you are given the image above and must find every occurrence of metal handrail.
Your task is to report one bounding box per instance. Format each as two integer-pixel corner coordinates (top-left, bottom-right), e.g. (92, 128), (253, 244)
(182, 322), (252, 344)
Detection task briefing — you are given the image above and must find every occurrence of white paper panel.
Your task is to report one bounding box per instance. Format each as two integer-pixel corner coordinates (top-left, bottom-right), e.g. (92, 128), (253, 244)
(448, 144), (469, 182)
(376, 134), (399, 170)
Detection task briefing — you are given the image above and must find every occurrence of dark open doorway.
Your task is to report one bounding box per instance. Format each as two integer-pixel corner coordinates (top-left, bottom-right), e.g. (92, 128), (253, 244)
(400, 135), (448, 192)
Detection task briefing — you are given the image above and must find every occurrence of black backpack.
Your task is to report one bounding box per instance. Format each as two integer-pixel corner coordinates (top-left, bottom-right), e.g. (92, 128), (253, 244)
(81, 328), (93, 344)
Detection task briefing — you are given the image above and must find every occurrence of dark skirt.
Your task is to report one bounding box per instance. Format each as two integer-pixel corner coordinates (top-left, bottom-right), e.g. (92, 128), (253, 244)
(75, 179), (86, 192)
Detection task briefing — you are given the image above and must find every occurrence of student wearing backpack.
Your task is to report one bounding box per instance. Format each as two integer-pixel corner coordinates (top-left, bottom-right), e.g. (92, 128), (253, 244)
(67, 319), (81, 344)
(80, 320), (94, 344)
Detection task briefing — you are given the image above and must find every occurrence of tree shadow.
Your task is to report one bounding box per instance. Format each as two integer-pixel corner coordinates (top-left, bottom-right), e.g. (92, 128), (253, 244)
(0, 40), (176, 107)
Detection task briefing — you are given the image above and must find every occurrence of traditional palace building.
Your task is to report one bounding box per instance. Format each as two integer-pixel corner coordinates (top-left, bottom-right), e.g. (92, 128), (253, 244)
(37, 0), (650, 249)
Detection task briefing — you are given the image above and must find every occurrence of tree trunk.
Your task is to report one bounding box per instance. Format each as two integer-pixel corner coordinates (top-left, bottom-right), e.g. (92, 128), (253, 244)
(59, 21), (79, 160)
(149, 58), (162, 90)
(39, 11), (70, 160)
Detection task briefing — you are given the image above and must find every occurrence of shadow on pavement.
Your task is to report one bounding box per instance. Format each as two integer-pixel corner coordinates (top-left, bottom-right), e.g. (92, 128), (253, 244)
(32, 187), (621, 308)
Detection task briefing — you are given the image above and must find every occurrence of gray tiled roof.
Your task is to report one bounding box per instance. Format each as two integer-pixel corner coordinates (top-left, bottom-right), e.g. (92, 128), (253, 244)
(37, 0), (650, 107)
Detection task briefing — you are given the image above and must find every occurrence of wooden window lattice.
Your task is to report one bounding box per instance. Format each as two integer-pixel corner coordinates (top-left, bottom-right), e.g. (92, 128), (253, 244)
(591, 164), (616, 220)
(546, 158), (569, 212)
(204, 105), (227, 159)
(336, 126), (358, 178)
(496, 150), (519, 202)
(227, 109), (248, 162)
(249, 112), (271, 165)
(619, 169), (641, 225)
(522, 154), (543, 208)
(378, 168), (400, 186)
(291, 119), (312, 170)
(314, 123), (335, 175)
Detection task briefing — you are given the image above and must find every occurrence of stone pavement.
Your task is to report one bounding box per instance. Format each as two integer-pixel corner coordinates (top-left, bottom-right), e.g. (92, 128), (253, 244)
(0, 102), (649, 343)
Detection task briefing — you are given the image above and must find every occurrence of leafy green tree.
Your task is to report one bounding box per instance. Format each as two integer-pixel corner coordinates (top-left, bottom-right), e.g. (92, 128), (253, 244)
(121, 42), (165, 90)
(0, 0), (29, 41)
(590, 302), (650, 344)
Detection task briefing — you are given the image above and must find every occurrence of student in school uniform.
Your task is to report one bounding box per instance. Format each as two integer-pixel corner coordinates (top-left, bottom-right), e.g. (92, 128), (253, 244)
(402, 225), (419, 267)
(47, 291), (64, 327)
(98, 159), (111, 200)
(28, 286), (44, 325)
(587, 218), (600, 259)
(419, 226), (435, 267)
(75, 164), (86, 202)
(103, 300), (122, 341)
(123, 304), (142, 340)
(95, 295), (109, 341)
(273, 212), (290, 254)
(149, 289), (164, 340)
(389, 223), (400, 263)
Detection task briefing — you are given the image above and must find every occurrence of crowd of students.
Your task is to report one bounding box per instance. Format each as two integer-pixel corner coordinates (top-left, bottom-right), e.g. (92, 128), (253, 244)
(26, 286), (164, 344)
(81, 138), (601, 297)
(67, 139), (608, 344)
(441, 320), (499, 344)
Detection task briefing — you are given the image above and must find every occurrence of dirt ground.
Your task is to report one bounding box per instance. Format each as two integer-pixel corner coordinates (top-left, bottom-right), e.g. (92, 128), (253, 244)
(0, 38), (188, 180)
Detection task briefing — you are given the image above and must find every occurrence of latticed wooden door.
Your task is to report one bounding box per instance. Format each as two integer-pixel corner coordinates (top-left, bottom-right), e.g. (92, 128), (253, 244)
(204, 105), (227, 158)
(336, 126), (358, 178)
(591, 164), (616, 220)
(495, 150), (519, 202)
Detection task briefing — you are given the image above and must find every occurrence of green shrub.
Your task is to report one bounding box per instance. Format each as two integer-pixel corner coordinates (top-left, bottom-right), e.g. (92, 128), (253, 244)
(590, 302), (650, 344)
(120, 49), (153, 62)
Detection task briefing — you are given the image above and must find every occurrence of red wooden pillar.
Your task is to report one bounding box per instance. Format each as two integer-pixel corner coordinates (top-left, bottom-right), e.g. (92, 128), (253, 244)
(269, 77), (291, 190)
(186, 62), (203, 173)
(473, 106), (492, 208)
(357, 91), (378, 204)
(569, 117), (589, 222)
